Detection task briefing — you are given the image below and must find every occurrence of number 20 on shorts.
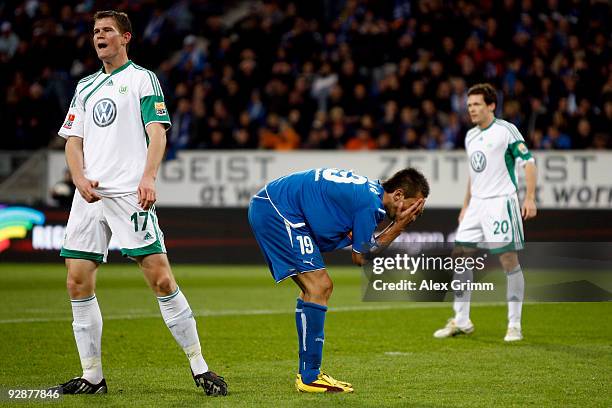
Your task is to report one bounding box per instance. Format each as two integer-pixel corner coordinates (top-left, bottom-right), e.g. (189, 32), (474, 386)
(493, 220), (509, 235)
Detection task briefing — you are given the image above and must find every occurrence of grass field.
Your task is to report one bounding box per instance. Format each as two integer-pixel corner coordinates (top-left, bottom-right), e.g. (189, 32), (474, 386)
(0, 263), (610, 407)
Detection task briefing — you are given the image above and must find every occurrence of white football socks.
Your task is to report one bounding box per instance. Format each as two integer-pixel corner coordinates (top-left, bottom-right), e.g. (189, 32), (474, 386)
(453, 268), (473, 327)
(506, 265), (524, 328)
(71, 295), (104, 384)
(157, 288), (209, 375)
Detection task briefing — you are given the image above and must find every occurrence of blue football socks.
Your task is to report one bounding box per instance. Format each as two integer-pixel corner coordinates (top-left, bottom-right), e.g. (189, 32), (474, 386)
(295, 298), (305, 373)
(300, 301), (328, 384)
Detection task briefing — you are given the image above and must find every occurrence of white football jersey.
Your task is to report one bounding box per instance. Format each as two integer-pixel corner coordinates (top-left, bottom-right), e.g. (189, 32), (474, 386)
(465, 118), (534, 198)
(58, 60), (171, 196)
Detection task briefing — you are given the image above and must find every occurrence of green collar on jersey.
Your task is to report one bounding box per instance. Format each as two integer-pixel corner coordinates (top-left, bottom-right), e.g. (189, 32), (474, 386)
(100, 59), (133, 76)
(478, 117), (496, 132)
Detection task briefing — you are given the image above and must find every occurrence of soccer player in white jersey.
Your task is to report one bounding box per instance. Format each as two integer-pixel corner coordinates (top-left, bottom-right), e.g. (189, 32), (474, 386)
(51, 11), (227, 396)
(434, 83), (537, 342)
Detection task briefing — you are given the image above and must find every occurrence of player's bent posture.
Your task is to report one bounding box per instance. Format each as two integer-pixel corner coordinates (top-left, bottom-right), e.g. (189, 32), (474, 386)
(249, 168), (429, 392)
(434, 83), (537, 342)
(51, 11), (227, 396)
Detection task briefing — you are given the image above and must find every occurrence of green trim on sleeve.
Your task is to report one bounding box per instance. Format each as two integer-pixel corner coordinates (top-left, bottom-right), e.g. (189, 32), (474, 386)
(504, 146), (518, 190)
(509, 140), (533, 161)
(140, 95), (171, 129)
(60, 248), (104, 263)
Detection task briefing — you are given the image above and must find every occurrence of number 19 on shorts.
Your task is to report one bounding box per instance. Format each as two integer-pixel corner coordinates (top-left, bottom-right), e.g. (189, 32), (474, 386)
(296, 235), (314, 255)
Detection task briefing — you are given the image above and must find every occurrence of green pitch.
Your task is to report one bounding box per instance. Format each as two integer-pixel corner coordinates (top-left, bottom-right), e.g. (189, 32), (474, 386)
(0, 263), (610, 407)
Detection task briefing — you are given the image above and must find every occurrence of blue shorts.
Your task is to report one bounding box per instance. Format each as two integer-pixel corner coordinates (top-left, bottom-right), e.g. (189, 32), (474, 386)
(248, 190), (325, 283)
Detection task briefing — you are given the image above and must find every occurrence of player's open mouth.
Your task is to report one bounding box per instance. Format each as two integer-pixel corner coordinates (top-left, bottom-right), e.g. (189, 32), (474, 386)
(97, 43), (108, 49)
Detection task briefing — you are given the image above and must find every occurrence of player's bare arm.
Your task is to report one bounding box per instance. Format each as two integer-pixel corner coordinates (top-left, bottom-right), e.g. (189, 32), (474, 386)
(138, 123), (166, 210)
(138, 122), (167, 210)
(65, 136), (100, 203)
(351, 198), (425, 266)
(522, 161), (538, 220)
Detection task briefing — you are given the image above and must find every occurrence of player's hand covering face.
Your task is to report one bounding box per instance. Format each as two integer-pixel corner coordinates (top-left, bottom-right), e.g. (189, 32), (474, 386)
(393, 196), (425, 229)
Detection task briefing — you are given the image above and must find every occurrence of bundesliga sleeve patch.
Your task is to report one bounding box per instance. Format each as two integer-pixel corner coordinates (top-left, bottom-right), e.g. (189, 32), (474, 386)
(517, 142), (528, 154)
(63, 114), (75, 129)
(154, 102), (167, 116)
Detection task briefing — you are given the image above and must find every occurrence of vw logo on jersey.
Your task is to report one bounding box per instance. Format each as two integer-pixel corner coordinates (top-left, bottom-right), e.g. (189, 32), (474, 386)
(470, 150), (487, 172)
(92, 98), (117, 127)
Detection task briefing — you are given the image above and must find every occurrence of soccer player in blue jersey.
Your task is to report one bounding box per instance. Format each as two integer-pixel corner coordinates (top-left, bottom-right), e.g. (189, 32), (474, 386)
(248, 168), (429, 392)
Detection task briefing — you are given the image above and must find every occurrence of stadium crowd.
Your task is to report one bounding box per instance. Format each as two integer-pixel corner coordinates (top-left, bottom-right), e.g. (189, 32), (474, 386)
(0, 0), (610, 152)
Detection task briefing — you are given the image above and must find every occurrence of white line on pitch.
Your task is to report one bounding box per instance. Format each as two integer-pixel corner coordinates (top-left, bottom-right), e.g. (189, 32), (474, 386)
(0, 302), (507, 325)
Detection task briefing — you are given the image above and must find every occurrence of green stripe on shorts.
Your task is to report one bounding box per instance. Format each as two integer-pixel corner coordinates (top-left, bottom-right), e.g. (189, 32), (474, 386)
(511, 199), (524, 244)
(120, 240), (165, 257)
(60, 248), (104, 263)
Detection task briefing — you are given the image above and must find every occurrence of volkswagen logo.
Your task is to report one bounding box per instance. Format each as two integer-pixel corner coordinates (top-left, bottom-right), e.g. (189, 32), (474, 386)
(470, 150), (487, 172)
(92, 98), (117, 127)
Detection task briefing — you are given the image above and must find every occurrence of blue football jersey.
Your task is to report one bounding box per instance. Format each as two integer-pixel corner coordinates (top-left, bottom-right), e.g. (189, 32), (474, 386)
(264, 168), (386, 253)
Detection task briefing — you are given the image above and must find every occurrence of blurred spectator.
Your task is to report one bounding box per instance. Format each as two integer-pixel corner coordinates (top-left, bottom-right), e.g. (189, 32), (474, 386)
(208, 129), (231, 149)
(573, 118), (593, 149)
(174, 35), (206, 78)
(443, 113), (464, 149)
(542, 126), (572, 149)
(345, 128), (376, 150)
(400, 128), (422, 149)
(592, 133), (610, 149)
(50, 168), (75, 208)
(233, 127), (256, 149)
(247, 89), (266, 124)
(0, 0), (609, 152)
(311, 62), (338, 112)
(376, 132), (392, 149)
(168, 97), (194, 158)
(259, 113), (300, 150)
(143, 8), (168, 47)
(0, 22), (19, 60)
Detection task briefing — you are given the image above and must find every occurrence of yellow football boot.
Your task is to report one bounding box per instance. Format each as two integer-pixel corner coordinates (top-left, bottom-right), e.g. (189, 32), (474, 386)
(295, 372), (354, 393)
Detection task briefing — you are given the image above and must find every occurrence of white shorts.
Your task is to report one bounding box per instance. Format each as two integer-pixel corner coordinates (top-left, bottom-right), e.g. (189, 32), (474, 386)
(455, 193), (524, 254)
(60, 192), (166, 263)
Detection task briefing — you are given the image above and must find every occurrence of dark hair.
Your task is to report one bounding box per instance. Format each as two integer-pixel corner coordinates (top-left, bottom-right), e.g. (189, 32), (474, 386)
(467, 83), (497, 107)
(93, 11), (132, 51)
(382, 168), (430, 198)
